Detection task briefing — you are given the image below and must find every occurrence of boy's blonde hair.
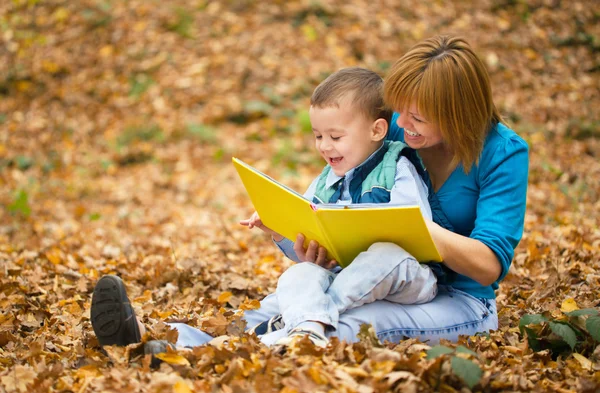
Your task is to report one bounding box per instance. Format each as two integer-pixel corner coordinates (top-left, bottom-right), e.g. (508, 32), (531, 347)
(384, 35), (503, 173)
(311, 67), (392, 124)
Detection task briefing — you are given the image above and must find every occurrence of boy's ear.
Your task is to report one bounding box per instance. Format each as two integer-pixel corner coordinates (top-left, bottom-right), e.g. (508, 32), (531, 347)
(371, 118), (388, 142)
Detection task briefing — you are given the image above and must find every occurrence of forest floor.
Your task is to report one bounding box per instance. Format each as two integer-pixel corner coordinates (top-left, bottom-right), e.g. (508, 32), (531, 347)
(1, 0), (599, 392)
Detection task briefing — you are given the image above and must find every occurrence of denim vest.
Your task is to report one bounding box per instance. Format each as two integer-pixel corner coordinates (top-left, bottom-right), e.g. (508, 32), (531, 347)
(312, 141), (408, 204)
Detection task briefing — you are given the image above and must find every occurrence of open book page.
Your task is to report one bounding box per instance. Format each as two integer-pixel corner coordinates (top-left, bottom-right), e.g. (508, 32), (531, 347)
(233, 158), (441, 267)
(232, 158), (334, 254)
(316, 205), (442, 267)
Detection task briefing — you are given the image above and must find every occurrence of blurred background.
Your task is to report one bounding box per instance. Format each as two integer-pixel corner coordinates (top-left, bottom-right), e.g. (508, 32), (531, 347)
(2, 0), (599, 278)
(0, 1), (599, 388)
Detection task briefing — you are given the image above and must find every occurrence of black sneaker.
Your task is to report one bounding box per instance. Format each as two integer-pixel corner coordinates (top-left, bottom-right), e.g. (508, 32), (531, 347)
(248, 314), (285, 336)
(91, 275), (142, 347)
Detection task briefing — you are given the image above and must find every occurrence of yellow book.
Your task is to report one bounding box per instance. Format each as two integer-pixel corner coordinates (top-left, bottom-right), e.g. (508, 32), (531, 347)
(233, 157), (442, 267)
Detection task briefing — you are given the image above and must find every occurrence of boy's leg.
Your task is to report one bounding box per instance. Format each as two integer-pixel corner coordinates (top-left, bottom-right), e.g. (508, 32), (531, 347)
(276, 262), (337, 331)
(332, 286), (498, 344)
(327, 243), (437, 317)
(242, 293), (280, 328)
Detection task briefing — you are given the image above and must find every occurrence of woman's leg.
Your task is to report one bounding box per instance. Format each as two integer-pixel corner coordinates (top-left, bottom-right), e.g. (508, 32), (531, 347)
(331, 286), (498, 345)
(168, 293), (282, 347)
(327, 243), (437, 316)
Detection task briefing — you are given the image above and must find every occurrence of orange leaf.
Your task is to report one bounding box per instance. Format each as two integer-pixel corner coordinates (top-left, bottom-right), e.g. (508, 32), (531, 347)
(218, 291), (233, 304)
(173, 380), (193, 393)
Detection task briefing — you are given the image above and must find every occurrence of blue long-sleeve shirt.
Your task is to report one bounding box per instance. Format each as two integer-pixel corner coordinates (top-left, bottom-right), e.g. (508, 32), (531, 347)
(387, 113), (529, 298)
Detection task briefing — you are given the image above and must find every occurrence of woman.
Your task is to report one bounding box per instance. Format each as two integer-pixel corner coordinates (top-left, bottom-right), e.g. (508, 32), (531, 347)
(90, 35), (528, 349)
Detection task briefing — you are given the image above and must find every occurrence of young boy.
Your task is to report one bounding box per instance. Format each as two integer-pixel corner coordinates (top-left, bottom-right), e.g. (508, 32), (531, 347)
(240, 67), (437, 347)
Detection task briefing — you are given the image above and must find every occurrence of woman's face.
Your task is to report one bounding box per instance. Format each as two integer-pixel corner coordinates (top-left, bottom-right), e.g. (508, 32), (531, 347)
(396, 103), (444, 150)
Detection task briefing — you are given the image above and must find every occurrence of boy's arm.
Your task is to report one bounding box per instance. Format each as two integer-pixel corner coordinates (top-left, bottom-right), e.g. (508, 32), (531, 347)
(390, 157), (432, 220)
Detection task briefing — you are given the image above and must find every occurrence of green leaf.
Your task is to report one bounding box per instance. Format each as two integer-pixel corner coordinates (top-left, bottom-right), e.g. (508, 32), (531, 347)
(186, 123), (217, 144)
(586, 316), (600, 342)
(244, 100), (273, 116)
(15, 155), (34, 170)
(519, 314), (548, 334)
(8, 189), (31, 217)
(456, 345), (478, 357)
(566, 308), (599, 317)
(524, 327), (543, 352)
(296, 109), (312, 133)
(426, 345), (454, 359)
(89, 213), (101, 221)
(451, 357), (482, 389)
(549, 322), (578, 350)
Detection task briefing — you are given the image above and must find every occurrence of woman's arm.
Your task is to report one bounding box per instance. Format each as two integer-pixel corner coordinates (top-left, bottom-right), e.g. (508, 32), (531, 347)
(431, 130), (529, 287)
(427, 220), (501, 286)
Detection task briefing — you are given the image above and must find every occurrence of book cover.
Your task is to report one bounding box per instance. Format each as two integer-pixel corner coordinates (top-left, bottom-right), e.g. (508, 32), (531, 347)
(233, 157), (442, 267)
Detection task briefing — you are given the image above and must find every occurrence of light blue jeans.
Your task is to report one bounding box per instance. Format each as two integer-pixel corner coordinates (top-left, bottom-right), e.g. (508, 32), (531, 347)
(169, 243), (497, 347)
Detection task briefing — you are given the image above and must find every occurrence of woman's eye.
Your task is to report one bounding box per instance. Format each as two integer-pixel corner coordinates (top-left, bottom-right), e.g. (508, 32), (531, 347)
(412, 115), (423, 123)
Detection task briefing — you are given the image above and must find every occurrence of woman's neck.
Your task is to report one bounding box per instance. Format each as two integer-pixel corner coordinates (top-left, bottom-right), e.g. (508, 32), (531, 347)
(418, 144), (456, 192)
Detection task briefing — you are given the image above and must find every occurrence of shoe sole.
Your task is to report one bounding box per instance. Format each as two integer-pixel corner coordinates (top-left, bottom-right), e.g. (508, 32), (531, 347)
(91, 275), (141, 347)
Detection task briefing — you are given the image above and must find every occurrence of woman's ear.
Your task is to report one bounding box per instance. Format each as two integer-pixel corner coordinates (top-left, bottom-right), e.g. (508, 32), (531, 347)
(371, 118), (388, 142)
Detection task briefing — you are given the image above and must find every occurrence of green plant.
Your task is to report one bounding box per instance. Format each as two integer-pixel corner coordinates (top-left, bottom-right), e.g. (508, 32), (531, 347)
(186, 123), (217, 144)
(129, 73), (155, 98)
(116, 124), (164, 149)
(519, 308), (600, 355)
(166, 7), (194, 38)
(426, 345), (482, 389)
(8, 189), (31, 217)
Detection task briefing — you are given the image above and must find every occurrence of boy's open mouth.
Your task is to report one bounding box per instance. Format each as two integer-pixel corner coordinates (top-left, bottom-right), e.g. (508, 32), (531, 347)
(329, 157), (343, 165)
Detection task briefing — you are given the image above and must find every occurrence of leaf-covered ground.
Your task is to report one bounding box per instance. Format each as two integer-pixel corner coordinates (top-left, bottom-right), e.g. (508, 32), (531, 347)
(1, 0), (599, 392)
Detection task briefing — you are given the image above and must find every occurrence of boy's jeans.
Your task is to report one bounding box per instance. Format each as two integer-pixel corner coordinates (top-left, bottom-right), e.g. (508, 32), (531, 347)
(276, 242), (437, 332)
(169, 243), (497, 347)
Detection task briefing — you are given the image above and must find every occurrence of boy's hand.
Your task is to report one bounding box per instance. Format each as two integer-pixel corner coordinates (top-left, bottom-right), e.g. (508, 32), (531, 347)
(294, 233), (338, 269)
(239, 212), (284, 241)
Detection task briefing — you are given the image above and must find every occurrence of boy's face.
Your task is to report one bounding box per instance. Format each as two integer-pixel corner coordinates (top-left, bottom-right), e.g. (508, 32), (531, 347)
(309, 98), (384, 177)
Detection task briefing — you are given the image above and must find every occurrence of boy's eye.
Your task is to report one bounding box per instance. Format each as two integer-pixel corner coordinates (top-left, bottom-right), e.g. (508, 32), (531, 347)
(315, 135), (322, 139)
(331, 136), (341, 141)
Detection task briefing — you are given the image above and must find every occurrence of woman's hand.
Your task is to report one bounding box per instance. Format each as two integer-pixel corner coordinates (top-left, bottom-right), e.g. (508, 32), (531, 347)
(293, 233), (338, 269)
(425, 219), (501, 286)
(239, 212), (284, 242)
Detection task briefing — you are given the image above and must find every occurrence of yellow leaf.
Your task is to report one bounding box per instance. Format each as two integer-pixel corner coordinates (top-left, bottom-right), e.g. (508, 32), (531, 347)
(560, 298), (579, 313)
(173, 380), (193, 393)
(572, 353), (592, 370)
(217, 291), (233, 304)
(214, 364), (226, 373)
(41, 61), (60, 74)
(16, 81), (32, 92)
(308, 366), (327, 385)
(53, 8), (70, 23)
(301, 24), (318, 42)
(99, 45), (113, 57)
(238, 298), (260, 311)
(154, 352), (190, 366)
(46, 248), (62, 264)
